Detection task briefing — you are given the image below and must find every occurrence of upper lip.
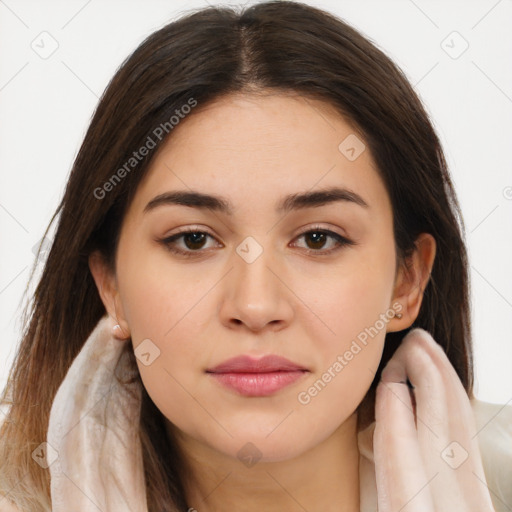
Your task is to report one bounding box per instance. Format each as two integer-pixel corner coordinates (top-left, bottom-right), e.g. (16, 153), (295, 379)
(206, 355), (309, 373)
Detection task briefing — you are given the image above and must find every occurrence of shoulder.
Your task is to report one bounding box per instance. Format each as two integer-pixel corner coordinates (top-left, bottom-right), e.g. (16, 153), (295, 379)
(471, 398), (512, 455)
(470, 398), (512, 512)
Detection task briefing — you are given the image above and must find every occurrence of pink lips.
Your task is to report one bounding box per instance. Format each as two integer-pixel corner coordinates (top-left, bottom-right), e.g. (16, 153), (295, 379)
(206, 355), (309, 397)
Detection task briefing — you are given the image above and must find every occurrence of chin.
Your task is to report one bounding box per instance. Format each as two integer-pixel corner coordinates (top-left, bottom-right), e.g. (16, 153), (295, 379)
(208, 421), (324, 464)
(215, 435), (313, 466)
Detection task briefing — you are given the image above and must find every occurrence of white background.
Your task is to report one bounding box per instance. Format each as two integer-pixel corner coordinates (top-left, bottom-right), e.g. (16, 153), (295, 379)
(1, 0), (511, 405)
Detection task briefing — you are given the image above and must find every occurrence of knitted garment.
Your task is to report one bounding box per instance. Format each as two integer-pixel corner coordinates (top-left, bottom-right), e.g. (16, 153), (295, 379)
(45, 315), (512, 511)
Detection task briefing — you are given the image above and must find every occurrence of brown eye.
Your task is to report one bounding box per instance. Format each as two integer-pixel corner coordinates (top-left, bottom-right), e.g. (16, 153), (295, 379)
(292, 229), (355, 255)
(160, 229), (220, 257)
(304, 231), (328, 250)
(182, 232), (207, 250)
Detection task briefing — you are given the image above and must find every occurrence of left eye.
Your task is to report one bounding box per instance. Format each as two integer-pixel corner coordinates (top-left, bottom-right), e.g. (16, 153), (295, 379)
(292, 229), (353, 253)
(159, 228), (354, 257)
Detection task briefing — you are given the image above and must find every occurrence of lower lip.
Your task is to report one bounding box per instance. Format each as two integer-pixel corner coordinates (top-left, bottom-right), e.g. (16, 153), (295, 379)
(208, 370), (308, 397)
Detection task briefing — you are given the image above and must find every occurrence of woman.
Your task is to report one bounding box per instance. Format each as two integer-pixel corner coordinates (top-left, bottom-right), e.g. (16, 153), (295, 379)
(1, 1), (510, 511)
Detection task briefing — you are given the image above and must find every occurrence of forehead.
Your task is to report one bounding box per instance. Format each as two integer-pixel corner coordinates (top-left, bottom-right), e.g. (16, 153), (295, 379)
(127, 92), (391, 220)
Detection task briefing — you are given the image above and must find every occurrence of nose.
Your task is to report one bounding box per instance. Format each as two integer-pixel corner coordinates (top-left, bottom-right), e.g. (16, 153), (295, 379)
(218, 243), (294, 333)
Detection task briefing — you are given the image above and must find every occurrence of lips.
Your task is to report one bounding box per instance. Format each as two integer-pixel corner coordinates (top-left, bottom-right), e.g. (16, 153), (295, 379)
(207, 355), (308, 373)
(206, 355), (309, 397)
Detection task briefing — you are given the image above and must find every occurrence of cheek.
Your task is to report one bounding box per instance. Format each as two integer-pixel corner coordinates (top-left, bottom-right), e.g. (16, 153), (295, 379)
(290, 253), (395, 414)
(131, 312), (211, 441)
(115, 247), (217, 433)
(117, 240), (219, 341)
(121, 271), (220, 439)
(295, 278), (389, 402)
(292, 253), (396, 358)
(291, 280), (389, 446)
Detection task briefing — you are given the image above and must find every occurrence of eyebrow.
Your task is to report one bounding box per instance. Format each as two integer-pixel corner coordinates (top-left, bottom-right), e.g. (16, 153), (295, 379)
(143, 186), (369, 215)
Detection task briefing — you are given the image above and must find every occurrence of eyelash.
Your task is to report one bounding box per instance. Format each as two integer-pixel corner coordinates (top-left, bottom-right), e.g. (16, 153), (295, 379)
(158, 225), (355, 258)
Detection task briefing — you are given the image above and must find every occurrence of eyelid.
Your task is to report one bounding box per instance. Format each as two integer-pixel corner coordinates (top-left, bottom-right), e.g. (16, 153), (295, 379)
(164, 222), (349, 242)
(164, 224), (220, 241)
(291, 222), (347, 240)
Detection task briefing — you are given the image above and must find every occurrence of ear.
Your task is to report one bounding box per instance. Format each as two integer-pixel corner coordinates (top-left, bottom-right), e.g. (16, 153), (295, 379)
(88, 250), (130, 338)
(388, 233), (436, 331)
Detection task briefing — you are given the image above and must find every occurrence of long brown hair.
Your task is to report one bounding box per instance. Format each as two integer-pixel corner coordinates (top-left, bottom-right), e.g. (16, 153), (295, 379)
(0, 1), (472, 510)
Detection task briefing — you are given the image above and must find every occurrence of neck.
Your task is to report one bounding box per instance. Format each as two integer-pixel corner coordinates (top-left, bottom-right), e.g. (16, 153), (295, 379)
(171, 412), (361, 512)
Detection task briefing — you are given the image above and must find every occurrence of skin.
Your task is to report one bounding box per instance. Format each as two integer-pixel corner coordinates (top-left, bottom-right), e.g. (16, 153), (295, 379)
(88, 91), (472, 512)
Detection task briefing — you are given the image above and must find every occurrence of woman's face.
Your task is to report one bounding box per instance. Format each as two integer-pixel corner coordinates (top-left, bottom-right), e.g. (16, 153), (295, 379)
(109, 92), (403, 462)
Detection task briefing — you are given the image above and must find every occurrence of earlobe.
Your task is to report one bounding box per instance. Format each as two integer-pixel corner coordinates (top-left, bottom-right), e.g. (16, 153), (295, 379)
(112, 323), (131, 340)
(388, 233), (436, 330)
